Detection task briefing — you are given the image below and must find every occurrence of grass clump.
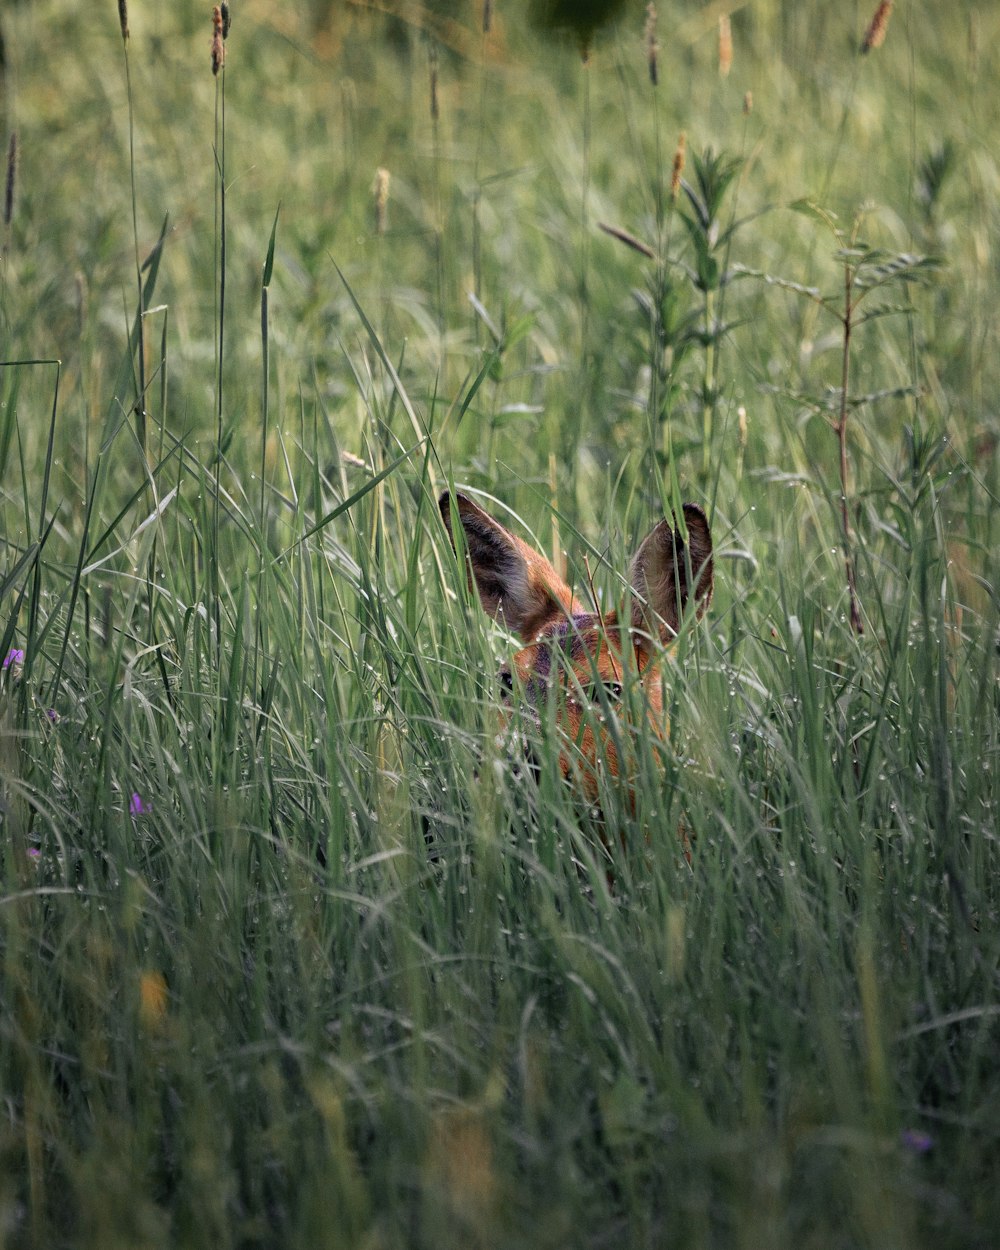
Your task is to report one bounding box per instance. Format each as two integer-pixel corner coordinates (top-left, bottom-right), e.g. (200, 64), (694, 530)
(0, 1), (997, 1246)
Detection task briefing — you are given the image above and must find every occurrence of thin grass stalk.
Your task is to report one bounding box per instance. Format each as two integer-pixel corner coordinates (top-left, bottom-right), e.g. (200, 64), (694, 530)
(50, 425), (107, 702)
(705, 110), (753, 478)
(646, 8), (664, 233)
(212, 16), (227, 664)
(701, 284), (716, 477)
(0, 132), (15, 331)
(837, 263), (864, 634)
(650, 130), (685, 478)
(643, 4), (665, 482)
(0, 360), (58, 714)
(256, 208), (279, 698)
(148, 307), (173, 705)
(428, 39), (445, 348)
(259, 288), (270, 562)
(579, 58), (592, 367)
(471, 6), (493, 336)
(3, 131), (15, 230)
(120, 29), (147, 457)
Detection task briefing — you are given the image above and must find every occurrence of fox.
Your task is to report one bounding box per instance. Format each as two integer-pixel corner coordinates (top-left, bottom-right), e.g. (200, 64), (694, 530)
(439, 492), (714, 808)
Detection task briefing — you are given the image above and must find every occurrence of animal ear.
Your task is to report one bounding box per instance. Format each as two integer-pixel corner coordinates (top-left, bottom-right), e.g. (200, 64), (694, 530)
(439, 492), (575, 640)
(629, 503), (713, 649)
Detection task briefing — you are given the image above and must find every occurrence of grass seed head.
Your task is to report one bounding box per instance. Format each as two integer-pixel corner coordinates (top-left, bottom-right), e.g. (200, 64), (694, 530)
(670, 131), (686, 200)
(598, 220), (655, 258)
(118, 0), (129, 41)
(860, 1), (893, 54)
(4, 131), (16, 228)
(211, 5), (225, 76)
(645, 4), (659, 87)
(743, 89), (753, 114)
(220, 2), (231, 39)
(483, 0), (493, 35)
(718, 13), (733, 77)
(373, 167), (390, 235)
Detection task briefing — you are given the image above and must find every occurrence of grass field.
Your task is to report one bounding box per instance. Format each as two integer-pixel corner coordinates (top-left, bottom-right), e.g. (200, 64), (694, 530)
(1, 1), (998, 1246)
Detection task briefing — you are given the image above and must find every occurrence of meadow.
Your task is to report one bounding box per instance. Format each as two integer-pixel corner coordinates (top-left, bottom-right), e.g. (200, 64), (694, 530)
(0, 0), (998, 1245)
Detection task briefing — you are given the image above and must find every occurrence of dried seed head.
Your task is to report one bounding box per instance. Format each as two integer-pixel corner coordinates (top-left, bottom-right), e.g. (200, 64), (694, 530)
(373, 167), (390, 236)
(645, 4), (659, 87)
(482, 0), (493, 35)
(598, 220), (655, 259)
(718, 13), (732, 77)
(670, 131), (686, 201)
(4, 131), (16, 228)
(860, 1), (893, 54)
(737, 405), (748, 447)
(118, 0), (129, 41)
(220, 2), (231, 39)
(743, 89), (753, 115)
(211, 5), (225, 75)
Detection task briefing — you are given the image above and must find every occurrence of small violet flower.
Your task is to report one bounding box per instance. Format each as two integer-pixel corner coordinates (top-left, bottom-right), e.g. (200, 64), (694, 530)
(900, 1128), (934, 1155)
(129, 792), (150, 817)
(2, 647), (24, 670)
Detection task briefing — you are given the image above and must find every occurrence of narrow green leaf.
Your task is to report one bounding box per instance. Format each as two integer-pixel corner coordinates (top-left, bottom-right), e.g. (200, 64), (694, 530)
(289, 439), (425, 551)
(790, 197), (844, 242)
(263, 203), (280, 288)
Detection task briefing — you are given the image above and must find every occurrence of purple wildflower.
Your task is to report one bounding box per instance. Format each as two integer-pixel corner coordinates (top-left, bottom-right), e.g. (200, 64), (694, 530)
(900, 1128), (934, 1154)
(2, 648), (24, 670)
(129, 792), (150, 816)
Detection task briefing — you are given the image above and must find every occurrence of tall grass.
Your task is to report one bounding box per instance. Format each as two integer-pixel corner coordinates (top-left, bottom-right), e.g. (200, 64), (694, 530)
(0, 1), (997, 1246)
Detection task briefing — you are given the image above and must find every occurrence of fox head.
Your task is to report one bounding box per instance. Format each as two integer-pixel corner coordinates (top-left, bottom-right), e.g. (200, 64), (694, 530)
(440, 492), (713, 805)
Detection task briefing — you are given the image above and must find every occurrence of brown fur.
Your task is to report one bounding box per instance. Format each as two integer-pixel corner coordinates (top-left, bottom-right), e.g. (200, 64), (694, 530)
(440, 492), (713, 805)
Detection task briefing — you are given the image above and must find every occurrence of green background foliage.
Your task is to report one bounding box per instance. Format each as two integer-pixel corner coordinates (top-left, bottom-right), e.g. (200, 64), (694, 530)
(0, 1), (998, 1246)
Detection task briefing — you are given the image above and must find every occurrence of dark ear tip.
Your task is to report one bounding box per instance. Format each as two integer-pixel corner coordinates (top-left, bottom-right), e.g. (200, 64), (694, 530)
(439, 491), (466, 526)
(439, 490), (472, 515)
(679, 503), (711, 540)
(678, 504), (713, 557)
(682, 503), (714, 611)
(681, 502), (709, 527)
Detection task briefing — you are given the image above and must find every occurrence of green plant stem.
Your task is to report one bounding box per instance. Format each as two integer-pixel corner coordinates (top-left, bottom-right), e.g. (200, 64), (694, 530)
(838, 262), (864, 635)
(213, 67), (227, 663)
(702, 287), (715, 477)
(122, 39), (146, 458)
(429, 40), (444, 350)
(579, 58), (592, 367)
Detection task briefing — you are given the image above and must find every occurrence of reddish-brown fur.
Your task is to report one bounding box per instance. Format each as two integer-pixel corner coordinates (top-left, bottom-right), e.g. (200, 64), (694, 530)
(440, 492), (713, 805)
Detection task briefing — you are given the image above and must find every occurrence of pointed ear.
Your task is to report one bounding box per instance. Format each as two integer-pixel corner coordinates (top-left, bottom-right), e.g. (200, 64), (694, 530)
(439, 492), (575, 640)
(629, 503), (713, 648)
